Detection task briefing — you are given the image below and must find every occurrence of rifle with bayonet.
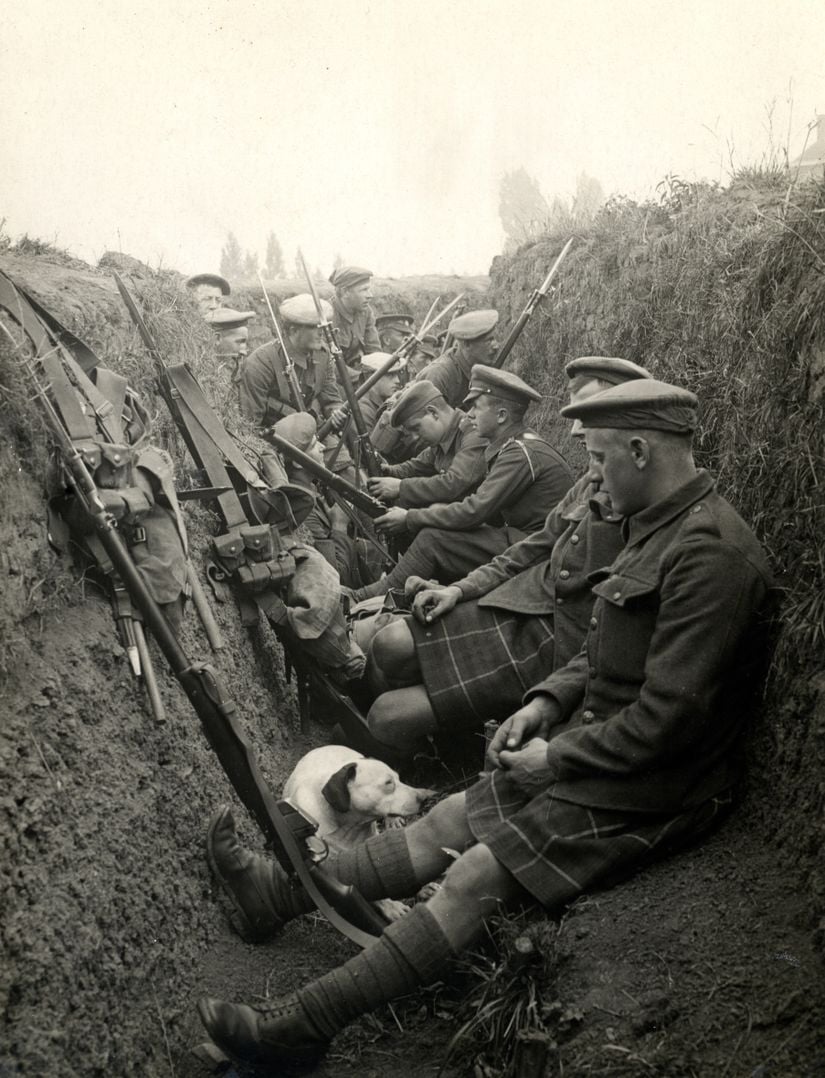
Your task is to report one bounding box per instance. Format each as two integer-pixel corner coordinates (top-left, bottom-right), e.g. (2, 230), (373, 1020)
(490, 237), (575, 369)
(45, 284), (390, 949)
(256, 272), (305, 413)
(297, 252), (384, 478)
(315, 291), (466, 441)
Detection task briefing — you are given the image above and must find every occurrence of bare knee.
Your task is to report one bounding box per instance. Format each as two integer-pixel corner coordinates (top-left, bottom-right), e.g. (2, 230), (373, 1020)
(416, 792), (472, 849)
(439, 844), (516, 911)
(371, 619), (415, 674)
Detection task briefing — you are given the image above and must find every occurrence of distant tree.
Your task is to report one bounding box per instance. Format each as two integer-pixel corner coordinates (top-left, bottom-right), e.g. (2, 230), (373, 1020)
(572, 172), (605, 221)
(220, 232), (243, 280)
(243, 250), (259, 279)
(332, 252), (344, 271)
(498, 168), (550, 252)
(264, 231), (285, 278)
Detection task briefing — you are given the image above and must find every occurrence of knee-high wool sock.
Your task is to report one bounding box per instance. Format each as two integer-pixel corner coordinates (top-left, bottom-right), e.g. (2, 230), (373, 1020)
(298, 904), (454, 1040)
(323, 827), (420, 900)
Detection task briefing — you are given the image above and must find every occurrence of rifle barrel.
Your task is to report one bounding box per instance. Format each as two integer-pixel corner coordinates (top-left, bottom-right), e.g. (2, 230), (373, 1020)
(267, 430), (387, 519)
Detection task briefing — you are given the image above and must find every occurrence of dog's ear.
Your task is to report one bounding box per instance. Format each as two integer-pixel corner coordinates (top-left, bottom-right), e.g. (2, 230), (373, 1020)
(322, 763), (358, 814)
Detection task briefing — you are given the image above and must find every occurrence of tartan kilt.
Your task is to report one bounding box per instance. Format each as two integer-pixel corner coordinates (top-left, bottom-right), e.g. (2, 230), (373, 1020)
(466, 768), (733, 908)
(409, 600), (555, 728)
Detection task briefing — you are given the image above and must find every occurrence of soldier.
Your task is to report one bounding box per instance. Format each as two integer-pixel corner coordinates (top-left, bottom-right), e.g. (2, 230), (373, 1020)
(185, 272), (231, 317)
(271, 413), (377, 589)
(206, 308), (255, 360)
(329, 266), (381, 367)
(416, 309), (499, 406)
(358, 352), (406, 432)
(238, 294), (346, 430)
(405, 333), (439, 379)
(199, 378), (774, 1073)
(352, 366), (574, 599)
(375, 311), (415, 353)
(361, 357), (651, 753)
(365, 380), (487, 514)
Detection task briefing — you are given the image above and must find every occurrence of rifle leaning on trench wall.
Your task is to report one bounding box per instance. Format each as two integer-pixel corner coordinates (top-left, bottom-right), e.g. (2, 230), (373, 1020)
(490, 236), (575, 370)
(8, 271), (388, 948)
(21, 347), (387, 948)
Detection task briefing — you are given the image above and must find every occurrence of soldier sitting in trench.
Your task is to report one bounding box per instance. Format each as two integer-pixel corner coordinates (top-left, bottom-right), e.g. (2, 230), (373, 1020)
(348, 365), (574, 602)
(359, 357), (650, 757)
(199, 378), (773, 1072)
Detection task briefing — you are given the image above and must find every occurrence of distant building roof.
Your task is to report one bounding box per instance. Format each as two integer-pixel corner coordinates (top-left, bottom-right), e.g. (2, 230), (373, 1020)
(791, 115), (825, 179)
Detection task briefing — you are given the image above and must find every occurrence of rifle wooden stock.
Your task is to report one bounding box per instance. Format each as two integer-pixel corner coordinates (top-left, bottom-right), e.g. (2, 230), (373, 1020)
(267, 430), (388, 519)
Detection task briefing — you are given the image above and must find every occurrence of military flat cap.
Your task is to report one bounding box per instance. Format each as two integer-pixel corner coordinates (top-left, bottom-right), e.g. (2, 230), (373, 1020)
(376, 312), (414, 331)
(565, 356), (652, 385)
(206, 308), (254, 330)
(185, 272), (231, 294)
(561, 379), (699, 433)
(272, 412), (318, 452)
(463, 364), (541, 407)
(449, 309), (499, 341)
(361, 351), (404, 374)
(390, 380), (444, 428)
(279, 293), (333, 326)
(329, 266), (373, 290)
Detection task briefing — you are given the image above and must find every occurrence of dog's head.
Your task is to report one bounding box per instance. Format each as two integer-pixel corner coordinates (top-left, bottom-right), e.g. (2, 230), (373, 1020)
(321, 758), (435, 821)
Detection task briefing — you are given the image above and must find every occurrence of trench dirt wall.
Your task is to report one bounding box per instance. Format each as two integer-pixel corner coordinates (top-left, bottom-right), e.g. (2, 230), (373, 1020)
(0, 251), (487, 1076)
(488, 174), (825, 935)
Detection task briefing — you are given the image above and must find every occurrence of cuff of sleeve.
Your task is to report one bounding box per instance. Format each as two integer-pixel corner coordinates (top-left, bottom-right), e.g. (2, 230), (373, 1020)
(405, 508), (423, 532)
(523, 683), (578, 719)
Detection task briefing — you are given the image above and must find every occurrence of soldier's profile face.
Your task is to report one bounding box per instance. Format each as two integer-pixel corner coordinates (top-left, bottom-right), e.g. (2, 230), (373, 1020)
(585, 427), (645, 515)
(568, 378), (606, 438)
(217, 327), (248, 358)
(469, 395), (499, 439)
(380, 326), (407, 350)
(192, 284), (222, 315)
(345, 281), (372, 311)
(377, 370), (403, 397)
(462, 333), (497, 364)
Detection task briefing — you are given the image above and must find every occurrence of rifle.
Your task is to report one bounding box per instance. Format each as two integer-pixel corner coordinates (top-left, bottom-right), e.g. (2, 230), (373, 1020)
(23, 347), (387, 950)
(256, 272), (305, 413)
(490, 237), (574, 369)
(267, 429), (388, 520)
(316, 291), (466, 440)
(297, 252), (383, 477)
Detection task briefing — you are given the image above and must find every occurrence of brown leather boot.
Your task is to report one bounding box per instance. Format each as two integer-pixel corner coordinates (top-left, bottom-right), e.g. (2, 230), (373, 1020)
(198, 993), (328, 1074)
(206, 806), (312, 942)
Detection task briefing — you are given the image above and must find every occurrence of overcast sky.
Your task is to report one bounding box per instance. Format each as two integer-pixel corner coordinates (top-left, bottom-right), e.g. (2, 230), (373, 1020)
(2, 0), (823, 277)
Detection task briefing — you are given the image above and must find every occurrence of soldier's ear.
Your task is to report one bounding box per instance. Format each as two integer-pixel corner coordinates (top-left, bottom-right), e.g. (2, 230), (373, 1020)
(322, 763), (358, 813)
(628, 435), (651, 471)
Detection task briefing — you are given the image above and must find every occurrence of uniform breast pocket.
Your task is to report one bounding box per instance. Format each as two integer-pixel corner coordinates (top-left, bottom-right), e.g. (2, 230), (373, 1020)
(591, 573), (660, 681)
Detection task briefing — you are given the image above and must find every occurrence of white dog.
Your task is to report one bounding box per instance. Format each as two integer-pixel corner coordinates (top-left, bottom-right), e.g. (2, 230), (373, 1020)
(283, 745), (435, 920)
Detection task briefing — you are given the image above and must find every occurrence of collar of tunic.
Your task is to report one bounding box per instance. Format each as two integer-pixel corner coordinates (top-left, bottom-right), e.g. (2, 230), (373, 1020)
(623, 469), (715, 547)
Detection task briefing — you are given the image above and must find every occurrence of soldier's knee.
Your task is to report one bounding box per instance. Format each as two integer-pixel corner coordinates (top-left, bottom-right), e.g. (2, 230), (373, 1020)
(371, 619), (414, 672)
(440, 844), (512, 906)
(418, 792), (469, 847)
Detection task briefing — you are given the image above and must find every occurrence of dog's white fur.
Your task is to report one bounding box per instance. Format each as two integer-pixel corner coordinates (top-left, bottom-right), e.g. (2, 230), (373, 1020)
(283, 744), (435, 849)
(283, 745), (436, 922)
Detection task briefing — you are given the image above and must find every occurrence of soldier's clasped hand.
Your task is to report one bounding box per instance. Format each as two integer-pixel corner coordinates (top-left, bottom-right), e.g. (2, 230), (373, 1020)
(375, 507), (408, 534)
(486, 695), (561, 769)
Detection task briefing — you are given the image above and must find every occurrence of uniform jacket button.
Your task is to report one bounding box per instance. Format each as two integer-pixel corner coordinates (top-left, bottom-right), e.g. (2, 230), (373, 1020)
(556, 596), (564, 605)
(582, 710), (595, 724)
(570, 534), (580, 544)
(612, 590), (622, 600)
(559, 569), (570, 580)
(590, 617), (598, 629)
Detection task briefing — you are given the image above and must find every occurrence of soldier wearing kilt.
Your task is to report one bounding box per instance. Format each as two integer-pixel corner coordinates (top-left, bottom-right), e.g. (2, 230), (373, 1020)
(199, 378), (773, 1075)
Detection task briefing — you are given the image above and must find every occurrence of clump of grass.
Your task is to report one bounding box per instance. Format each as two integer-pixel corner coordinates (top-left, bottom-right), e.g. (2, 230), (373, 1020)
(440, 913), (568, 1077)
